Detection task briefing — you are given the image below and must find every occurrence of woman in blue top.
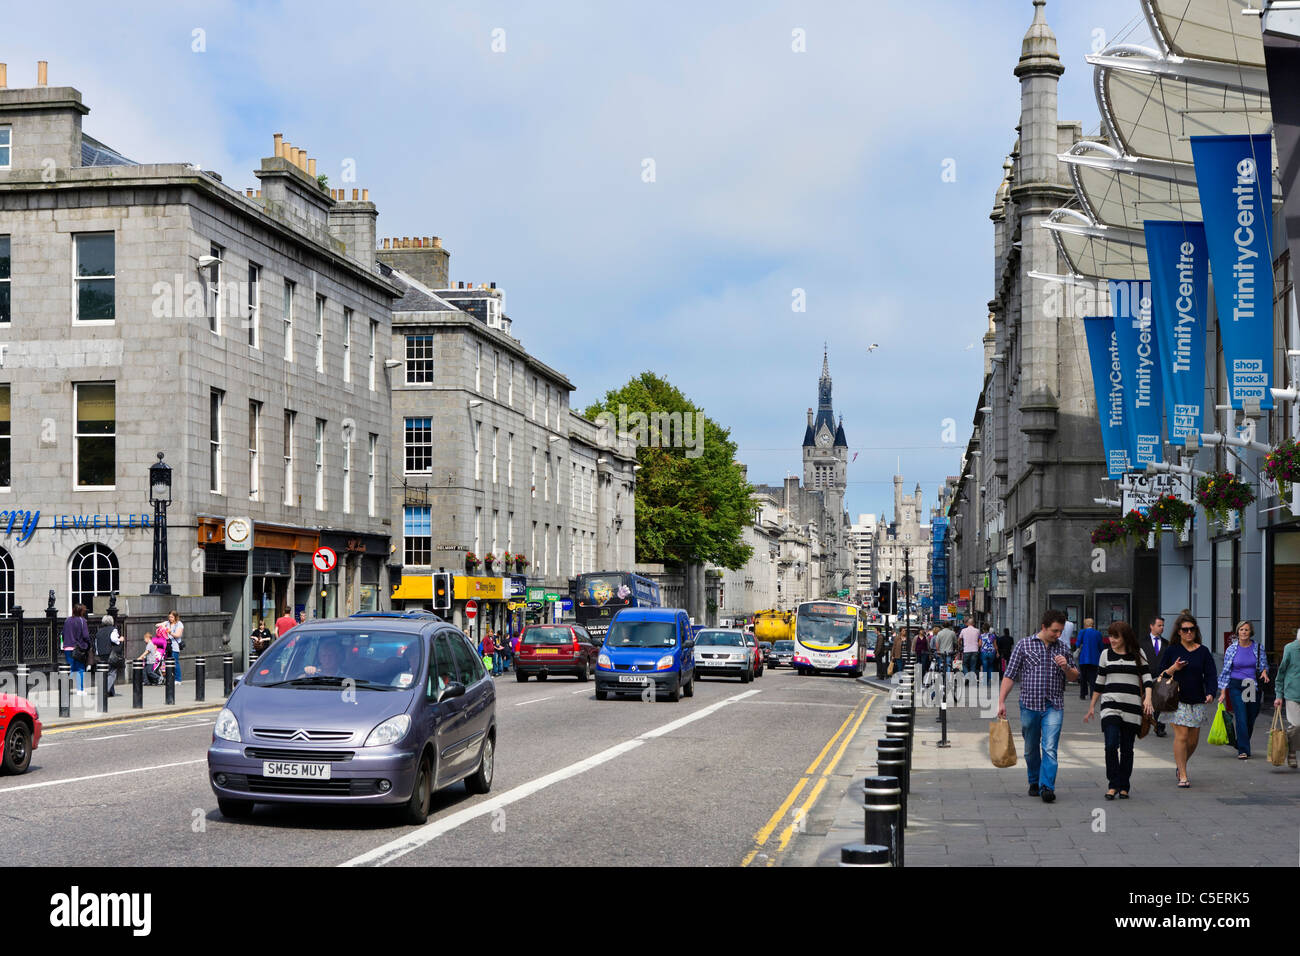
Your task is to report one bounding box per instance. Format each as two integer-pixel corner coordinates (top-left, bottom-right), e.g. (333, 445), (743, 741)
(979, 628), (997, 681)
(1217, 621), (1271, 759)
(1157, 612), (1217, 788)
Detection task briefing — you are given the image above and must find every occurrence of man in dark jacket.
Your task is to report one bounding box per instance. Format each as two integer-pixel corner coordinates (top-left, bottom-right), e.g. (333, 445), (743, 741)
(64, 604), (91, 693)
(1137, 616), (1168, 737)
(94, 614), (122, 697)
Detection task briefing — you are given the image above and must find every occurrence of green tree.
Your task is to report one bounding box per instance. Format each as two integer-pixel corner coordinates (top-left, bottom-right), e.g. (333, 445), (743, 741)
(585, 372), (753, 569)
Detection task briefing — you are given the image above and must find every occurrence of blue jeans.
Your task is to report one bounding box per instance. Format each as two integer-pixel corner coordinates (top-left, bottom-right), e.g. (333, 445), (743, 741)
(66, 649), (85, 691)
(981, 651), (997, 676)
(1227, 678), (1261, 756)
(172, 649), (182, 682)
(1021, 705), (1064, 791)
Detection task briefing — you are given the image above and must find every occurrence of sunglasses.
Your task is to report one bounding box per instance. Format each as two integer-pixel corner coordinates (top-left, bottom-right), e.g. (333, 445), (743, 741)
(1179, 625), (1196, 632)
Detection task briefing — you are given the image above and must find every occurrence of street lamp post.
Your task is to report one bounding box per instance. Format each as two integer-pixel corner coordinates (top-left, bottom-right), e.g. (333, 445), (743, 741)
(149, 452), (173, 595)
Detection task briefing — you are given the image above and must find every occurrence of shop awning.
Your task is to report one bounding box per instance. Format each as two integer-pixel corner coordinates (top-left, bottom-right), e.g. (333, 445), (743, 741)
(391, 577), (432, 601)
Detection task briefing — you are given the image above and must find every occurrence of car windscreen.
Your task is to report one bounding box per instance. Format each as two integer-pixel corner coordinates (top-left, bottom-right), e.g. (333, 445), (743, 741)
(245, 629), (419, 690)
(605, 620), (677, 648)
(696, 632), (744, 647)
(797, 613), (857, 648)
(523, 627), (574, 645)
(773, 641), (794, 651)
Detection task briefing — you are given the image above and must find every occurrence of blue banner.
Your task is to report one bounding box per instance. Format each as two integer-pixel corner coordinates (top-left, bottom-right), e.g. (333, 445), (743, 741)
(1109, 279), (1163, 467)
(1083, 315), (1134, 479)
(1143, 221), (1208, 441)
(1190, 134), (1275, 409)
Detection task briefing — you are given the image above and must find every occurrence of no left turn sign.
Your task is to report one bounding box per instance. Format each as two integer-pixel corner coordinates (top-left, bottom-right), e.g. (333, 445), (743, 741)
(313, 547), (337, 573)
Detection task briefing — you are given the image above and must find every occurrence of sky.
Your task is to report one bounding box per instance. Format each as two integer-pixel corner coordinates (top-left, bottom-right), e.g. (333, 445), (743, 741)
(4, 0), (1149, 520)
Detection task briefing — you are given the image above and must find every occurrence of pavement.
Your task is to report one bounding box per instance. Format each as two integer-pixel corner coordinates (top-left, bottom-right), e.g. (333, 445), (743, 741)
(814, 666), (1300, 866)
(15, 672), (231, 728)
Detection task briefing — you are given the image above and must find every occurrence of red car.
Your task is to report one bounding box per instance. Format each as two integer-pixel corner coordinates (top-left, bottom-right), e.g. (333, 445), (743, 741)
(515, 624), (599, 682)
(742, 632), (764, 678)
(1, 694), (41, 774)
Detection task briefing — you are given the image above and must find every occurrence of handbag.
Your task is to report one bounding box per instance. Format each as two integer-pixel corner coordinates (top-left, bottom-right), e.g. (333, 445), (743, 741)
(1221, 705), (1237, 749)
(1267, 707), (1289, 766)
(71, 644), (88, 665)
(1137, 710), (1153, 740)
(1152, 674), (1180, 713)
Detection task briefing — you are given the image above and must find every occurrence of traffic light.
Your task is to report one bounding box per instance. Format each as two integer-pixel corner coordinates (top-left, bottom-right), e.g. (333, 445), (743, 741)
(432, 571), (452, 612)
(876, 582), (894, 615)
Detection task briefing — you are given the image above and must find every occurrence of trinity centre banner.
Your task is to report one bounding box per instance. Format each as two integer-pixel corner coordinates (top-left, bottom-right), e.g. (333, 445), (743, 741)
(1143, 221), (1208, 442)
(1189, 134), (1275, 410)
(1108, 280), (1163, 467)
(1083, 315), (1133, 479)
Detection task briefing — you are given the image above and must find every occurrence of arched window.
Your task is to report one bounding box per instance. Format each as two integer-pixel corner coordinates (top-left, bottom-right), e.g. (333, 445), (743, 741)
(0, 547), (13, 616)
(70, 543), (119, 611)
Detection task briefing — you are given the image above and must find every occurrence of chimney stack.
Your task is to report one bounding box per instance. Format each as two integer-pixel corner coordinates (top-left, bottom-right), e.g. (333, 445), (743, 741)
(37, 61), (47, 86)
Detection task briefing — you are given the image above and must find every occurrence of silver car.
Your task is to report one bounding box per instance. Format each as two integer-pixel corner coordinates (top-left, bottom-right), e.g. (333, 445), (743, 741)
(692, 629), (753, 683)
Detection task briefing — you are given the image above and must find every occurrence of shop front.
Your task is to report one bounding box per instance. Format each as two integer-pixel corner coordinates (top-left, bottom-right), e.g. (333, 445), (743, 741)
(318, 532), (390, 618)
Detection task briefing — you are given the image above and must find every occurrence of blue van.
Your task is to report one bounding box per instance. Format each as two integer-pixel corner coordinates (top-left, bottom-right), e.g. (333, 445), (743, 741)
(594, 607), (696, 702)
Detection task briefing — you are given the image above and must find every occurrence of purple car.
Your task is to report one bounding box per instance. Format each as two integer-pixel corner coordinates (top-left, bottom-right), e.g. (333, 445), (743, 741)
(208, 618), (496, 824)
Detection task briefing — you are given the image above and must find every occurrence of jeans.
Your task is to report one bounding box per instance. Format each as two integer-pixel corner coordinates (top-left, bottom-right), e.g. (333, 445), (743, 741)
(65, 649), (85, 691)
(917, 652), (930, 679)
(1102, 719), (1137, 791)
(1079, 663), (1098, 699)
(1021, 705), (1064, 791)
(172, 649), (183, 682)
(980, 651), (996, 677)
(962, 652), (979, 674)
(1227, 678), (1261, 756)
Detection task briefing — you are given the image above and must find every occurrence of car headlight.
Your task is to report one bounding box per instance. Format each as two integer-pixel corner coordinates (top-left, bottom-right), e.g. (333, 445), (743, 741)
(214, 708), (241, 742)
(364, 714), (411, 747)
(656, 654), (675, 670)
(597, 654), (612, 669)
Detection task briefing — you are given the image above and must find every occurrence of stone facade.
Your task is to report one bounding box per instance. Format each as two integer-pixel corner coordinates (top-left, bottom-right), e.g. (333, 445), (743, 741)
(873, 476), (931, 607)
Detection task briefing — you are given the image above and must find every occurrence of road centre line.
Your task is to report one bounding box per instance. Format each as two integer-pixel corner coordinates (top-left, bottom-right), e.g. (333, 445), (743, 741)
(514, 697), (554, 706)
(0, 759), (207, 794)
(341, 689), (762, 867)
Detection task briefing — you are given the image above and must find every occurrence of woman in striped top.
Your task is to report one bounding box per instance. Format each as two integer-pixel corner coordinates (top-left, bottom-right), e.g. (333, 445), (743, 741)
(1083, 621), (1154, 800)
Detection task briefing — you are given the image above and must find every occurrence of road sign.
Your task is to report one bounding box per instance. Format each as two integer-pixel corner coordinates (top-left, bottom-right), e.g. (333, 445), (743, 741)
(312, 547), (337, 573)
(465, 599), (478, 621)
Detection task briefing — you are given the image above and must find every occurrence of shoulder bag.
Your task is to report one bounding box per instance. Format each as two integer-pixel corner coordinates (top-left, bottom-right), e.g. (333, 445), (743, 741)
(1152, 673), (1180, 713)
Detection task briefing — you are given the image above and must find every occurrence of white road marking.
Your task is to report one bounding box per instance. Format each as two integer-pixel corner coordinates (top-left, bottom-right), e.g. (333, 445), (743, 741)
(153, 721), (215, 732)
(514, 697), (554, 707)
(0, 758), (207, 794)
(571, 688), (591, 695)
(85, 734), (134, 741)
(342, 688), (762, 867)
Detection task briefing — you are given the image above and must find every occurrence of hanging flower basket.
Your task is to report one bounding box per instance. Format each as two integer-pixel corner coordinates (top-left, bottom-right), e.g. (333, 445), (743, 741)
(1148, 494), (1195, 536)
(1194, 472), (1255, 527)
(1121, 509), (1154, 547)
(465, 551), (481, 573)
(1090, 519), (1126, 547)
(514, 553), (530, 572)
(484, 552), (497, 573)
(1263, 438), (1300, 502)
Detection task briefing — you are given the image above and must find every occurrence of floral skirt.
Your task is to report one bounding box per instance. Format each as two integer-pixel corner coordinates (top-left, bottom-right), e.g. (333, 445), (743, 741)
(1171, 701), (1208, 728)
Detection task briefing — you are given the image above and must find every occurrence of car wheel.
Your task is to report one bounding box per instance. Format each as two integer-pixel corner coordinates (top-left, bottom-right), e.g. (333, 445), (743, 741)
(2, 719), (32, 774)
(403, 755), (433, 825)
(465, 735), (494, 794)
(683, 674), (694, 697)
(516, 671), (528, 683)
(595, 689), (608, 701)
(665, 680), (681, 703)
(217, 797), (255, 819)
(756, 664), (764, 678)
(577, 663), (589, 682)
(741, 669), (751, 684)
(537, 672), (548, 682)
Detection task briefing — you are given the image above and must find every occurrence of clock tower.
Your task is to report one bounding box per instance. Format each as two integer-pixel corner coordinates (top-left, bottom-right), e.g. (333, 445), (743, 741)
(802, 348), (848, 515)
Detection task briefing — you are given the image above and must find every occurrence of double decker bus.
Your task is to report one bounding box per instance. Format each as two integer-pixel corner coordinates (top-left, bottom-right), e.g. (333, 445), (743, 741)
(792, 600), (862, 677)
(574, 571), (662, 640)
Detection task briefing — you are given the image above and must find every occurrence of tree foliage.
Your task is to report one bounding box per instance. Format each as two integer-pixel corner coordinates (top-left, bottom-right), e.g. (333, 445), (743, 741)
(584, 372), (753, 569)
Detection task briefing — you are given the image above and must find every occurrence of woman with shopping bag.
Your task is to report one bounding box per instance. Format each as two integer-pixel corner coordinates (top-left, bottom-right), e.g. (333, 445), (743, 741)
(1216, 621), (1270, 759)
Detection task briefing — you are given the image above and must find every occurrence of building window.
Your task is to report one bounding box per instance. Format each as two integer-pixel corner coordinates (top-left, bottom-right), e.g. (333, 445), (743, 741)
(209, 389), (224, 494)
(531, 522), (537, 570)
(0, 236), (10, 324)
(76, 234), (115, 322)
(342, 426), (352, 515)
(367, 434), (377, 518)
(405, 335), (434, 384)
(531, 447), (537, 498)
(493, 351), (499, 399)
(473, 420), (482, 480)
(507, 433), (514, 484)
(70, 543), (118, 612)
(507, 511), (514, 554)
(315, 295), (326, 373)
(247, 263), (260, 348)
(283, 280), (295, 362)
(405, 417), (432, 473)
(342, 308), (352, 384)
(474, 506), (482, 556)
(531, 377), (538, 419)
(571, 461), (578, 509)
(283, 410), (295, 506)
(248, 400), (261, 501)
(368, 319), (377, 391)
(492, 510), (499, 556)
(403, 506), (431, 567)
(315, 418), (326, 510)
(0, 386), (8, 488)
(205, 243), (223, 333)
(74, 382), (115, 488)
(492, 427), (499, 483)
(0, 128), (9, 168)
(475, 344), (482, 393)
(508, 359), (515, 405)
(544, 452), (551, 501)
(0, 547), (12, 615)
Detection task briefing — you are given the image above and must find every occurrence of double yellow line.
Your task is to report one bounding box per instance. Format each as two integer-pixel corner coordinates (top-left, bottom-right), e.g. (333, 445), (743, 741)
(740, 694), (875, 867)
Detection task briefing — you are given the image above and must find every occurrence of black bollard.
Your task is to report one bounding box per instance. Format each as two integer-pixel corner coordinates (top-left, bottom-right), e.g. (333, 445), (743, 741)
(878, 737), (909, 825)
(937, 677), (951, 746)
(164, 657), (175, 705)
(223, 654), (233, 697)
(886, 715), (912, 763)
(857, 775), (903, 867)
(132, 660), (144, 709)
(194, 657), (206, 702)
(58, 663), (71, 718)
(97, 663), (110, 714)
(840, 843), (892, 867)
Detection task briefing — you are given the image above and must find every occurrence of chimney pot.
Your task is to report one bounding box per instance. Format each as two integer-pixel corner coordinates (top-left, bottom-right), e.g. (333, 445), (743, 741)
(432, 236), (441, 248)
(255, 189), (262, 198)
(308, 158), (317, 176)
(351, 188), (358, 200)
(0, 64), (7, 89)
(362, 188), (369, 201)
(37, 61), (48, 86)
(246, 188), (253, 197)
(383, 238), (390, 250)
(273, 133), (284, 158)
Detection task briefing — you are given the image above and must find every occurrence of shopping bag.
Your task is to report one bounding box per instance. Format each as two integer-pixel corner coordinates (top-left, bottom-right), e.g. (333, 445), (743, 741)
(989, 718), (1017, 768)
(1268, 707), (1289, 767)
(1222, 706), (1237, 749)
(1207, 703), (1229, 746)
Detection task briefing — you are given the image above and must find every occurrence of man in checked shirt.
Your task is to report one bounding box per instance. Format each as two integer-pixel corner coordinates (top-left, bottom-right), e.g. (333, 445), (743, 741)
(997, 609), (1080, 803)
